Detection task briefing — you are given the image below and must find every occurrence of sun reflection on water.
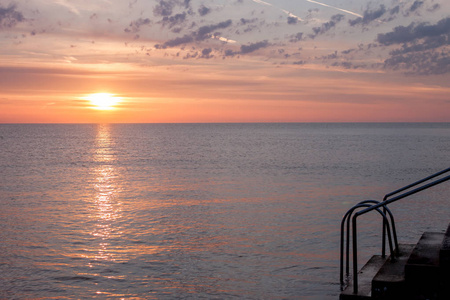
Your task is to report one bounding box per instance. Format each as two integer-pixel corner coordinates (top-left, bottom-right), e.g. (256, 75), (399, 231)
(90, 124), (122, 262)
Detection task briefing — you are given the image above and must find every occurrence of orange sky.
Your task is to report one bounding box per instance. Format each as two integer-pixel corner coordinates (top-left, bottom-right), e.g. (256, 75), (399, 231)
(0, 1), (449, 123)
(1, 60), (449, 123)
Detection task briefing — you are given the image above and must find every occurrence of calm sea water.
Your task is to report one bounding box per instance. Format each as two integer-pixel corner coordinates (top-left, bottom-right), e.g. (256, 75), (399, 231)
(1, 123), (449, 299)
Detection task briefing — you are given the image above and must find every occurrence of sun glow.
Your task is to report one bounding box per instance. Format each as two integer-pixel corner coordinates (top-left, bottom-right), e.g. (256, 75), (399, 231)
(85, 93), (121, 110)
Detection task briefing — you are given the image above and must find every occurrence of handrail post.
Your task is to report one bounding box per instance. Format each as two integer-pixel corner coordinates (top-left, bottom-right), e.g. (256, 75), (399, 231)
(340, 200), (398, 290)
(341, 200), (381, 287)
(340, 219), (345, 286)
(346, 211), (351, 277)
(350, 206), (395, 294)
(382, 206), (386, 258)
(352, 214), (358, 294)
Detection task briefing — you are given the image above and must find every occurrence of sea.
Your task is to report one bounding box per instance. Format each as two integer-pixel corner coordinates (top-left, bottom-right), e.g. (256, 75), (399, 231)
(0, 123), (449, 299)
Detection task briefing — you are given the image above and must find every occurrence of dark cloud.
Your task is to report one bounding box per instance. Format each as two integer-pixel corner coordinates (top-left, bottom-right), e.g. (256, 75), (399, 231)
(384, 50), (449, 75)
(237, 18), (259, 34)
(427, 4), (440, 12)
(183, 0), (191, 9)
(161, 12), (186, 28)
(154, 1), (174, 17)
(156, 34), (193, 48)
(349, 5), (386, 26)
(305, 8), (319, 23)
(240, 18), (257, 25)
(183, 51), (198, 59)
(198, 5), (210, 16)
(390, 6), (400, 15)
(377, 17), (450, 46)
(331, 61), (357, 69)
(240, 40), (269, 54)
(202, 48), (212, 55)
(125, 18), (151, 33)
(153, 0), (193, 17)
(200, 48), (213, 58)
(309, 14), (344, 39)
(0, 4), (24, 28)
(402, 0), (428, 17)
(222, 40), (270, 57)
(390, 35), (448, 56)
(155, 20), (232, 48)
(377, 17), (450, 75)
(289, 32), (303, 43)
(409, 1), (424, 13)
(341, 48), (355, 55)
(287, 16), (298, 25)
(224, 49), (235, 57)
(322, 51), (338, 60)
(195, 19), (232, 40)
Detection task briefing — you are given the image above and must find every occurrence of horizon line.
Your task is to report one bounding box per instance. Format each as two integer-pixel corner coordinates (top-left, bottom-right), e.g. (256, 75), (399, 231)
(1, 121), (449, 125)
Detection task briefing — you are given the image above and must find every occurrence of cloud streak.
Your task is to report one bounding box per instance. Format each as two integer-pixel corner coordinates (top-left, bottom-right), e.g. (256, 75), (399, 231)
(377, 17), (450, 46)
(310, 14), (345, 39)
(125, 18), (151, 34)
(155, 19), (233, 48)
(240, 40), (269, 54)
(349, 5), (386, 26)
(305, 0), (362, 18)
(252, 0), (302, 22)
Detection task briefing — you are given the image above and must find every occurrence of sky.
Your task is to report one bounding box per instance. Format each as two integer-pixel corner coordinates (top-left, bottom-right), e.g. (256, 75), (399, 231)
(0, 0), (449, 123)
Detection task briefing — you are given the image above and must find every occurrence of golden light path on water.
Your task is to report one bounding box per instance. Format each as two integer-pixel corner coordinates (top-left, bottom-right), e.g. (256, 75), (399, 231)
(91, 124), (123, 264)
(85, 124), (171, 297)
(84, 124), (238, 297)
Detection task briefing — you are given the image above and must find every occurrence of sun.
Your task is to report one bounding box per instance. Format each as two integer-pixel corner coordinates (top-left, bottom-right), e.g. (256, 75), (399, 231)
(85, 93), (121, 110)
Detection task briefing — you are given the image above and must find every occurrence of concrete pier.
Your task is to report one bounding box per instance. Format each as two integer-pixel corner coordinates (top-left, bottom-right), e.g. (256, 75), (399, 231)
(340, 223), (450, 300)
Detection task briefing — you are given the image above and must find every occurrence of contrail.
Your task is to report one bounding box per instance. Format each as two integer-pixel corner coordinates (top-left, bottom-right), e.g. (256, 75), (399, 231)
(252, 0), (272, 6)
(305, 0), (363, 18)
(55, 0), (81, 15)
(252, 0), (303, 21)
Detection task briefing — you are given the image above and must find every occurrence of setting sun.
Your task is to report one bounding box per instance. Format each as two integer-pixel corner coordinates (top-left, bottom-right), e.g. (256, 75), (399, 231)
(85, 93), (121, 110)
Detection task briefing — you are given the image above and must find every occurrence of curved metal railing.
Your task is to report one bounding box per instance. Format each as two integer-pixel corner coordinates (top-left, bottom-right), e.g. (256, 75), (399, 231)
(340, 200), (396, 288)
(340, 167), (450, 294)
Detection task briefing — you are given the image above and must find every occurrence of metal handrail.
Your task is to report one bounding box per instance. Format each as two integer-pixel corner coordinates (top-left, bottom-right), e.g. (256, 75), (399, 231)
(381, 205), (399, 257)
(341, 167), (450, 294)
(382, 167), (450, 202)
(381, 167), (450, 256)
(340, 200), (396, 288)
(357, 173), (450, 216)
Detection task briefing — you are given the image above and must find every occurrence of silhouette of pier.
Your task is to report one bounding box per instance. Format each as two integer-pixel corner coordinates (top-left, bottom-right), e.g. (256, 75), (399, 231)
(340, 223), (450, 299)
(340, 167), (450, 299)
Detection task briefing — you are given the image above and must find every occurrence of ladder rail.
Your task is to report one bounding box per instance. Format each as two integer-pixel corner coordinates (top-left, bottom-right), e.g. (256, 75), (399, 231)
(340, 167), (450, 294)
